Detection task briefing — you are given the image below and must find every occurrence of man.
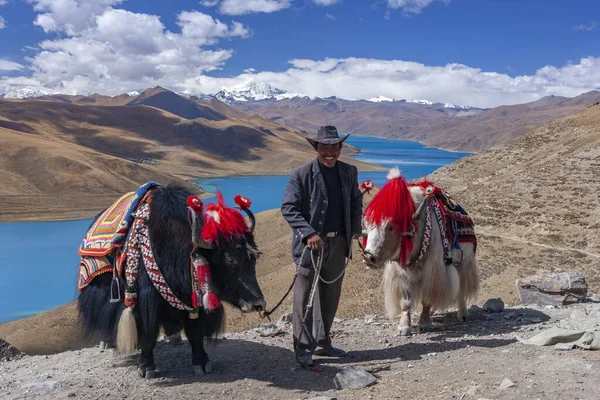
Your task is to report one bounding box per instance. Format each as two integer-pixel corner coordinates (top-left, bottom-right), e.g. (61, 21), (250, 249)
(281, 125), (363, 368)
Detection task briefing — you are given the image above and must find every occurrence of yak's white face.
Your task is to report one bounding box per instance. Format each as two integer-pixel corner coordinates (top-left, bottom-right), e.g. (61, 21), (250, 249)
(362, 218), (401, 268)
(362, 185), (425, 268)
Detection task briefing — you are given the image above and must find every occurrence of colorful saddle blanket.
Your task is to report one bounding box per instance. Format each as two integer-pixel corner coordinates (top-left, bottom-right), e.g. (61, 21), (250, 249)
(411, 182), (477, 250)
(77, 182), (160, 291)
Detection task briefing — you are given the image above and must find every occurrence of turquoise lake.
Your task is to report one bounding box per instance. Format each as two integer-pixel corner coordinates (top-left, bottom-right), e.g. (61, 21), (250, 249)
(0, 136), (469, 323)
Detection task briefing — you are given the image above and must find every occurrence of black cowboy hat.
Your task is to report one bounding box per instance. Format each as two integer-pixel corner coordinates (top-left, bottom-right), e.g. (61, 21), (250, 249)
(306, 125), (350, 148)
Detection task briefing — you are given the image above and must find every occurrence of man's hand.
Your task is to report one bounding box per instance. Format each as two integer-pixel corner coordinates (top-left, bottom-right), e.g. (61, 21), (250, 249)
(306, 233), (324, 251)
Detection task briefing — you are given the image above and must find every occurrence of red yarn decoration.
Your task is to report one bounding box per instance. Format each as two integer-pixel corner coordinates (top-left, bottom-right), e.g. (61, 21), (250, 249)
(191, 291), (199, 308)
(187, 195), (204, 213)
(201, 192), (248, 244)
(364, 174), (416, 265)
(205, 293), (221, 310)
(234, 194), (252, 210)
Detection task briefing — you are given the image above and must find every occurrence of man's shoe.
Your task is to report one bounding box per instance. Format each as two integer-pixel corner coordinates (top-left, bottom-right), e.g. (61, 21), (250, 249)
(313, 347), (347, 357)
(296, 352), (315, 368)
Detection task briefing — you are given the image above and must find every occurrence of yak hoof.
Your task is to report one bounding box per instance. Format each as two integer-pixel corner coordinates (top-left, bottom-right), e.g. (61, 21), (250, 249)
(99, 341), (108, 350)
(138, 367), (156, 379)
(398, 326), (412, 336)
(194, 361), (212, 375)
(416, 323), (432, 333)
(457, 309), (468, 322)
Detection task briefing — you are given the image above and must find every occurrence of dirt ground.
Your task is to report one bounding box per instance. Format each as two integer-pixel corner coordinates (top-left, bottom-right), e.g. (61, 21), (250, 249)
(2, 302), (600, 400)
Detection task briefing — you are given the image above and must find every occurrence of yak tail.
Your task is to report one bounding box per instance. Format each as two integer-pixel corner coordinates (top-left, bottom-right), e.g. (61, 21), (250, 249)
(116, 306), (138, 353)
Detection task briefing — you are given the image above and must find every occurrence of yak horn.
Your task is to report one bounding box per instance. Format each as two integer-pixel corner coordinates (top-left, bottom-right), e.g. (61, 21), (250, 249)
(234, 195), (255, 233)
(241, 207), (256, 233)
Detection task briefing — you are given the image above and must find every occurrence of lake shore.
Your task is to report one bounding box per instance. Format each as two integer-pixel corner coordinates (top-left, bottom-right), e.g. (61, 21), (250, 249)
(0, 155), (385, 223)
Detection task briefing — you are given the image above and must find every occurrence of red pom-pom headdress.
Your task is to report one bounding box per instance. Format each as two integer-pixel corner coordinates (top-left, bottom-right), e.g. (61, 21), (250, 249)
(201, 191), (250, 245)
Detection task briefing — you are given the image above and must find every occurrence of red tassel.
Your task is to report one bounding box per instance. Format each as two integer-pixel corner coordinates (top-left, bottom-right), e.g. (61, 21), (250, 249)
(205, 293), (221, 310)
(196, 264), (210, 286)
(362, 236), (367, 250)
(191, 291), (199, 308)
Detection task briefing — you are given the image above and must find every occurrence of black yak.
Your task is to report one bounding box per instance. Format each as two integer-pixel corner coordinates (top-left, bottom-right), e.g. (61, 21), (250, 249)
(77, 185), (266, 378)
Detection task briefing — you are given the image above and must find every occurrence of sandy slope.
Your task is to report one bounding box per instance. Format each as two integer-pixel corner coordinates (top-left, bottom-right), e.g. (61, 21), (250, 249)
(0, 99), (382, 222)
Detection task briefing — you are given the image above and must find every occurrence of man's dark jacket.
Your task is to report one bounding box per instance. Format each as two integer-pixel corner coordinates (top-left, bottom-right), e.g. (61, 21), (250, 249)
(281, 158), (363, 262)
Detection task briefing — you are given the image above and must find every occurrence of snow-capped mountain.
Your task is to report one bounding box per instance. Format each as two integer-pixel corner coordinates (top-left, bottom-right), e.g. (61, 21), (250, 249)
(212, 82), (298, 104)
(127, 91), (141, 97)
(0, 86), (52, 99)
(407, 99), (473, 110)
(366, 95), (394, 102)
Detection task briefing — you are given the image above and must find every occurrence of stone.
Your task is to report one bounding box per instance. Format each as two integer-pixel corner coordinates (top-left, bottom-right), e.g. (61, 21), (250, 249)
(276, 313), (292, 327)
(483, 298), (505, 313)
(257, 324), (283, 337)
(498, 378), (515, 390)
(517, 272), (588, 306)
(0, 338), (22, 361)
(466, 385), (480, 395)
(310, 397), (337, 400)
(333, 366), (377, 390)
(554, 343), (576, 350)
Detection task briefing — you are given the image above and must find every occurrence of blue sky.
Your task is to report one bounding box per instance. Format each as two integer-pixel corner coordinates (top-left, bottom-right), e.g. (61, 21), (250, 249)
(0, 0), (599, 107)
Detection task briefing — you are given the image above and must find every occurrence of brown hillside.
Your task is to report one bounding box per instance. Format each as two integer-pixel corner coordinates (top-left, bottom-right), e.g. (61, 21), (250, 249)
(428, 102), (600, 303)
(0, 99), (382, 222)
(237, 91), (600, 152)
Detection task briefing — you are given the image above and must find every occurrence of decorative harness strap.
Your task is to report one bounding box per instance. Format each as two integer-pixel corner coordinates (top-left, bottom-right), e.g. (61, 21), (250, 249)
(401, 195), (455, 268)
(124, 202), (194, 311)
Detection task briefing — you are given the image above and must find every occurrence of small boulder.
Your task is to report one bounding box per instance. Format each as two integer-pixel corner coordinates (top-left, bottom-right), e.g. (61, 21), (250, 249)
(517, 272), (587, 306)
(333, 366), (377, 390)
(276, 312), (292, 327)
(0, 338), (22, 361)
(483, 298), (505, 313)
(498, 378), (515, 390)
(257, 324), (283, 337)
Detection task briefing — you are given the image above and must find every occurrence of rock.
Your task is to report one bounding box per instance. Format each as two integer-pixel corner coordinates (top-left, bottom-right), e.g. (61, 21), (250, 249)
(310, 397), (337, 400)
(498, 378), (515, 390)
(257, 324), (283, 337)
(554, 343), (576, 350)
(333, 317), (342, 323)
(570, 309), (588, 320)
(21, 381), (57, 390)
(466, 385), (480, 395)
(276, 313), (292, 327)
(0, 338), (23, 361)
(483, 298), (505, 313)
(517, 272), (587, 306)
(333, 366), (377, 390)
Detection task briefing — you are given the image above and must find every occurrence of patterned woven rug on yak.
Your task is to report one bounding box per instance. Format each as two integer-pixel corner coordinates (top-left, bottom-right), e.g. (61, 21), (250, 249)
(77, 182), (159, 290)
(411, 181), (477, 247)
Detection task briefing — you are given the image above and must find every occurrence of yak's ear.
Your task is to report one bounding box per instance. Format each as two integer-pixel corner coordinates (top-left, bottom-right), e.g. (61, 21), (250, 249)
(187, 196), (213, 249)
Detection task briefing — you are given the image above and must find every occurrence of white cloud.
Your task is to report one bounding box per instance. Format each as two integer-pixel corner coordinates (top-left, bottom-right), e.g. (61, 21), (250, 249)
(29, 0), (126, 35)
(0, 0), (6, 5)
(573, 21), (597, 32)
(207, 0), (292, 15)
(1, 5), (249, 95)
(314, 0), (340, 5)
(181, 56), (600, 108)
(0, 16), (5, 29)
(0, 60), (23, 71)
(387, 0), (449, 14)
(325, 13), (336, 21)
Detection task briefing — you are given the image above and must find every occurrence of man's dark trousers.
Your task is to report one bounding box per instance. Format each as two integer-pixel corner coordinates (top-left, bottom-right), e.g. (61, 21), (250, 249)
(293, 236), (347, 356)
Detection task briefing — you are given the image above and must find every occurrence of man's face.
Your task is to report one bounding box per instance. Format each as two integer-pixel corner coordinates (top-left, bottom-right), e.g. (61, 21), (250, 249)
(316, 143), (341, 168)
